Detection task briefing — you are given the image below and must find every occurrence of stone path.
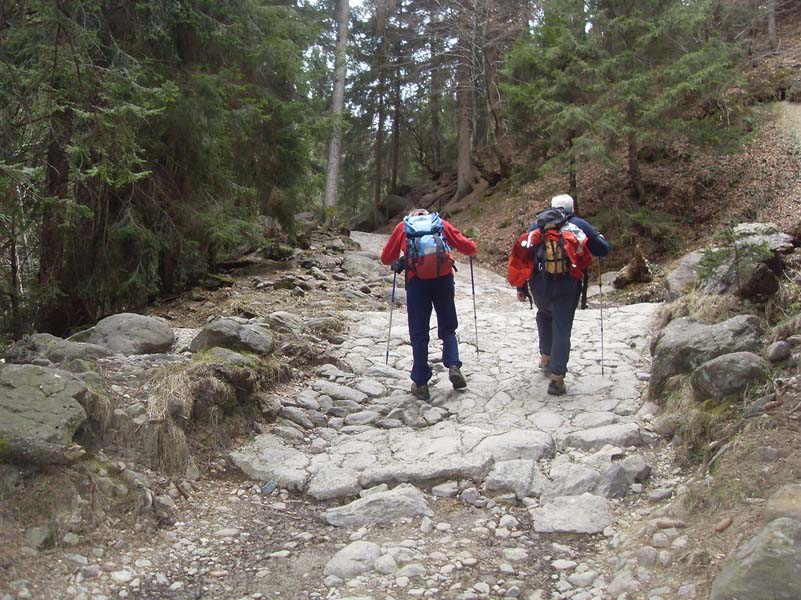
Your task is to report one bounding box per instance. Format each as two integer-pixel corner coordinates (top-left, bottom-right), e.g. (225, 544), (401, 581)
(233, 233), (659, 509)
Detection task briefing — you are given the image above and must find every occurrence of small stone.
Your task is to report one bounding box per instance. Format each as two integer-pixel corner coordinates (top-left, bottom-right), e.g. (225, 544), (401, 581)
(648, 488), (673, 502)
(269, 550), (291, 558)
(65, 553), (88, 567)
(111, 570), (135, 585)
(503, 548), (528, 562)
(766, 341), (791, 363)
(474, 582), (491, 594)
(397, 563), (426, 578)
(24, 527), (52, 550)
(420, 516), (434, 533)
(374, 554), (398, 575)
(81, 565), (102, 578)
(552, 559), (577, 570)
(213, 528), (240, 538)
(499, 515), (519, 530)
(432, 481), (459, 498)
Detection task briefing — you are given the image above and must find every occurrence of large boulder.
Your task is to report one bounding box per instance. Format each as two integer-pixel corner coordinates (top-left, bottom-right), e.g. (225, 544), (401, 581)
(665, 250), (705, 301)
(649, 315), (762, 399)
(190, 318), (274, 355)
(764, 484), (801, 523)
(0, 365), (88, 463)
(5, 333), (61, 364)
(46, 341), (113, 364)
(70, 313), (174, 355)
(697, 223), (793, 299)
(710, 518), (801, 600)
(341, 253), (382, 278)
(690, 352), (769, 401)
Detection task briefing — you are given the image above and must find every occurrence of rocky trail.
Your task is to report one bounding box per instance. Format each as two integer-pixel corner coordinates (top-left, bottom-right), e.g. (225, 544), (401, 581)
(3, 232), (710, 600)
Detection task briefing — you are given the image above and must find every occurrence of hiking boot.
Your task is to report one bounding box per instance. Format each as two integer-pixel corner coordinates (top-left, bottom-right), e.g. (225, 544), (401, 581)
(449, 365), (467, 390)
(547, 374), (566, 396)
(411, 382), (430, 401)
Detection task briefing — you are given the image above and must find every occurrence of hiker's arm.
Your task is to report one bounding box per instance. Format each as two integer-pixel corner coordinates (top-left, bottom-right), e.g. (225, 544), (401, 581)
(380, 222), (406, 265)
(572, 217), (610, 257)
(443, 222), (477, 256)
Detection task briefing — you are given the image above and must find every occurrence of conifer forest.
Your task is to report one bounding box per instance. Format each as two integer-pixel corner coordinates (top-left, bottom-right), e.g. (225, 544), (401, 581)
(0, 1), (790, 339)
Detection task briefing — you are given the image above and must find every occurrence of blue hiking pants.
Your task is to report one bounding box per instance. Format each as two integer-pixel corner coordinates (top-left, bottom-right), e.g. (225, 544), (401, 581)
(406, 274), (462, 386)
(530, 274), (582, 377)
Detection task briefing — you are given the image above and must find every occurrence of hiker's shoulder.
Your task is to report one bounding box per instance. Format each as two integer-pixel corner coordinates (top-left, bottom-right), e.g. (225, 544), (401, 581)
(568, 215), (597, 231)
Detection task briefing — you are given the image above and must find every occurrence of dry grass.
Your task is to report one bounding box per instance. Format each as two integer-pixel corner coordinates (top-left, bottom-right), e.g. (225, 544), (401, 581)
(766, 254), (801, 337)
(656, 291), (750, 330)
(147, 364), (235, 423)
(78, 388), (113, 437)
(661, 377), (743, 465)
(141, 353), (290, 474)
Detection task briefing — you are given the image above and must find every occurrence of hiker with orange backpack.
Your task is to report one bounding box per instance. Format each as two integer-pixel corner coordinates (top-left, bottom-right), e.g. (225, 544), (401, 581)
(381, 209), (477, 401)
(507, 194), (609, 396)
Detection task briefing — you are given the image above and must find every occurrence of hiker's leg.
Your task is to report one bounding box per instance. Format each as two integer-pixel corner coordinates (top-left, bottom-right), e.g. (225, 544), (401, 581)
(548, 278), (582, 376)
(432, 274), (461, 368)
(407, 277), (434, 385)
(530, 276), (552, 358)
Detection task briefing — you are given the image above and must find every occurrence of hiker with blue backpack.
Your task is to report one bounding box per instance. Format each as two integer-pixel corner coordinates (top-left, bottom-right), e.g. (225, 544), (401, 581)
(380, 209), (477, 401)
(507, 194), (610, 396)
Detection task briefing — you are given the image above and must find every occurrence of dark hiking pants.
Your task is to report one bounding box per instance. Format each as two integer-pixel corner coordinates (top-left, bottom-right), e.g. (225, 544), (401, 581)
(406, 274), (462, 386)
(530, 274), (582, 377)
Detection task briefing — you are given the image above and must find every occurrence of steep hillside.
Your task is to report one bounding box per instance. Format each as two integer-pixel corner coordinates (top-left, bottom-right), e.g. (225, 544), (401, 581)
(441, 7), (801, 279)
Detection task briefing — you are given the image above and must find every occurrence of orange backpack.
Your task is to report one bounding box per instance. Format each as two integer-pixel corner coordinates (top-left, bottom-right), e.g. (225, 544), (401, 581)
(507, 210), (591, 287)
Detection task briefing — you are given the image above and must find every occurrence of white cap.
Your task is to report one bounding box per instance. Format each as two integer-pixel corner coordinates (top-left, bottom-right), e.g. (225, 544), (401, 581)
(551, 194), (574, 212)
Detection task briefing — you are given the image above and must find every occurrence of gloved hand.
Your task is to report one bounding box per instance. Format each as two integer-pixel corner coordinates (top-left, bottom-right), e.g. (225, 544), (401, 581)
(391, 257), (405, 274)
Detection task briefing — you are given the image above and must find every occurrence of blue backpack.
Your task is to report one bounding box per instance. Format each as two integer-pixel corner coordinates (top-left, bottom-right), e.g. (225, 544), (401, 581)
(402, 212), (455, 279)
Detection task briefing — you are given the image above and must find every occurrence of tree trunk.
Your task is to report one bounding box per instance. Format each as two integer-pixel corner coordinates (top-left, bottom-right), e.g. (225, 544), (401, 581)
(429, 34), (443, 175)
(38, 109), (71, 335)
(372, 78), (386, 227)
(483, 45), (511, 180)
(9, 231), (22, 338)
(322, 0), (350, 213)
(454, 42), (476, 201)
(767, 0), (777, 50)
(568, 132), (578, 214)
(389, 60), (402, 195)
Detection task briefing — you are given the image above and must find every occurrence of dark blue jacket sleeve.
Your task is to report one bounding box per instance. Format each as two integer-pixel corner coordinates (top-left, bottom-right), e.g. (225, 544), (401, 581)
(570, 216), (610, 257)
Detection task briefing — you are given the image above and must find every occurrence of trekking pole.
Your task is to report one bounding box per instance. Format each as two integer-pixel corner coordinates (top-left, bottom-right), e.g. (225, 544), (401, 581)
(470, 256), (479, 355)
(598, 259), (605, 376)
(385, 270), (397, 365)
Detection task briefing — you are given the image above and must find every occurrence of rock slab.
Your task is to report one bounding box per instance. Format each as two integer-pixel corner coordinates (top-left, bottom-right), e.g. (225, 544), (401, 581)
(323, 484), (432, 527)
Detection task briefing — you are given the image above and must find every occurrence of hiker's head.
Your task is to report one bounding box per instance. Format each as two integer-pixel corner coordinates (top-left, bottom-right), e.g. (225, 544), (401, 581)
(551, 194), (574, 213)
(409, 208), (429, 217)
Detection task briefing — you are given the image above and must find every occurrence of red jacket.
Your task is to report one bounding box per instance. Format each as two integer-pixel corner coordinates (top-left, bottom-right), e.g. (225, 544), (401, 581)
(380, 219), (477, 280)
